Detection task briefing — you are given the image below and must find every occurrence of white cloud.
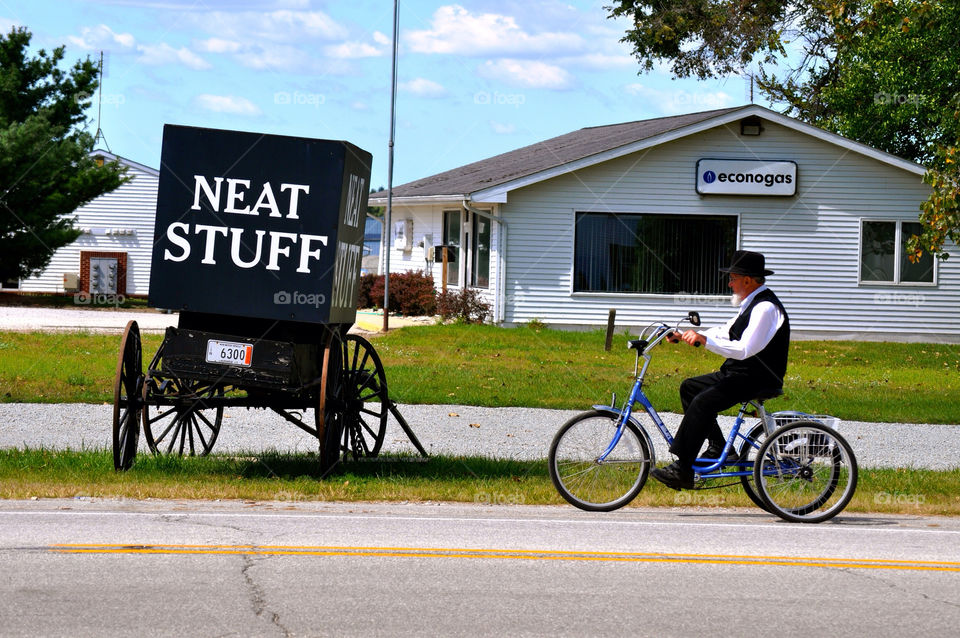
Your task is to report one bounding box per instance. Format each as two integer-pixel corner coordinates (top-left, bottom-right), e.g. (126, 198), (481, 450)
(624, 83), (733, 114)
(479, 59), (573, 90)
(195, 94), (261, 115)
(192, 10), (348, 43)
(196, 38), (242, 54)
(407, 5), (583, 57)
(180, 9), (354, 73)
(137, 42), (210, 70)
(325, 41), (383, 59)
(490, 121), (516, 134)
(399, 78), (446, 98)
(67, 24), (136, 50)
(373, 31), (390, 46)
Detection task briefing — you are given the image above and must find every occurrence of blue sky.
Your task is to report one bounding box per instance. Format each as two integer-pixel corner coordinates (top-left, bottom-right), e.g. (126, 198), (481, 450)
(2, 0), (764, 189)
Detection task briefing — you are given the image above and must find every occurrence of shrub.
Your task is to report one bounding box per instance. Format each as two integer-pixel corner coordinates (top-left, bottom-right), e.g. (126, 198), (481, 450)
(436, 287), (491, 324)
(357, 273), (377, 309)
(367, 271), (437, 316)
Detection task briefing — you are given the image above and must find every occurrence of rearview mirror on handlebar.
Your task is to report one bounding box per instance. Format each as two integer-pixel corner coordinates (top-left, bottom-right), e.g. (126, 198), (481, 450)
(687, 310), (701, 326)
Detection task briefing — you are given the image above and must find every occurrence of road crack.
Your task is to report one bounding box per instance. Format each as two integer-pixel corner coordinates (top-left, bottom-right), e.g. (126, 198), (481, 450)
(241, 554), (292, 637)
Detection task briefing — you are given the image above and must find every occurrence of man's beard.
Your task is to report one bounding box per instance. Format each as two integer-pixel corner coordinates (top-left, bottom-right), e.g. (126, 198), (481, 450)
(730, 293), (743, 307)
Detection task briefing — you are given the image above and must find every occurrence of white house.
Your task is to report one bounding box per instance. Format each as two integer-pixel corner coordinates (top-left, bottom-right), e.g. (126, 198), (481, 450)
(10, 150), (159, 298)
(370, 104), (956, 341)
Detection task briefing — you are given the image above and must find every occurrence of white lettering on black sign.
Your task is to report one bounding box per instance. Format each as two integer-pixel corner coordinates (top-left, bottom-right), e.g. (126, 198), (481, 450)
(160, 175), (327, 273)
(331, 242), (361, 310)
(343, 173), (365, 229)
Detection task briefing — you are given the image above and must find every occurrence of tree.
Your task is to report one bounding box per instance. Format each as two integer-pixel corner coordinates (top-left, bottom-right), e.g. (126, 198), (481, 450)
(0, 27), (127, 282)
(607, 0), (960, 258)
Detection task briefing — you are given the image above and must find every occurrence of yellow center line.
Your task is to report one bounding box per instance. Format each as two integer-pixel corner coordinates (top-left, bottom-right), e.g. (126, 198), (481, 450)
(48, 544), (960, 572)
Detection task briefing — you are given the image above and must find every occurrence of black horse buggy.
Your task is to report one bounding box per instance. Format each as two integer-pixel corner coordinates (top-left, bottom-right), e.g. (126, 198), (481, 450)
(111, 125), (423, 473)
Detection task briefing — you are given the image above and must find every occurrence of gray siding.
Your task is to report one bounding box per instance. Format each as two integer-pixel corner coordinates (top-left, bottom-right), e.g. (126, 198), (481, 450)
(500, 120), (951, 338)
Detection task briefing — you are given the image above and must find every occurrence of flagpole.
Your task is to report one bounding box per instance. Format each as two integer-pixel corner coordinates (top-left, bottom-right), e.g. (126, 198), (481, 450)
(383, 0), (399, 332)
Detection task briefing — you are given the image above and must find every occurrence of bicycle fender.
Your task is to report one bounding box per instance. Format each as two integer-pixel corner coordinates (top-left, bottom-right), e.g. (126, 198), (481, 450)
(590, 405), (657, 467)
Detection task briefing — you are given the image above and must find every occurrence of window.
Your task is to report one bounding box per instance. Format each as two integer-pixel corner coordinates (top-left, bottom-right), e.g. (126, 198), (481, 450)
(860, 220), (934, 284)
(574, 212), (737, 294)
(472, 213), (490, 288)
(442, 210), (461, 287)
(442, 209), (491, 289)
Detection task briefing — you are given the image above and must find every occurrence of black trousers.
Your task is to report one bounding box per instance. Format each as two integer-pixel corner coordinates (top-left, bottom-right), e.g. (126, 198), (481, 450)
(669, 371), (758, 466)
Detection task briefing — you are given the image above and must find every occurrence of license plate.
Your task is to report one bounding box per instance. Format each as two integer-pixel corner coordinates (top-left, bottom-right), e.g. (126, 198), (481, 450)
(205, 340), (253, 367)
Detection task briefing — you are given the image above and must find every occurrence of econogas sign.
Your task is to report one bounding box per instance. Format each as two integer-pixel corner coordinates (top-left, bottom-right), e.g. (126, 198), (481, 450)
(696, 159), (797, 196)
(148, 124), (371, 324)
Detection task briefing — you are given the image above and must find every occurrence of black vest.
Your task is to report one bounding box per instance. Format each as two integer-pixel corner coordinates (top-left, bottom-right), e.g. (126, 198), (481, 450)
(719, 288), (790, 387)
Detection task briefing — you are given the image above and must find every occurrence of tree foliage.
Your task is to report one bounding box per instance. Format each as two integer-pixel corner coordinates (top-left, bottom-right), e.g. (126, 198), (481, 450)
(0, 27), (128, 282)
(607, 0), (960, 258)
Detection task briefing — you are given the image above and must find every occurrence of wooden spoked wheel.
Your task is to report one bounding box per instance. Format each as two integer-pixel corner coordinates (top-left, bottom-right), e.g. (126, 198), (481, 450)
(316, 328), (345, 474)
(113, 320), (144, 471)
(141, 375), (225, 457)
(340, 334), (389, 459)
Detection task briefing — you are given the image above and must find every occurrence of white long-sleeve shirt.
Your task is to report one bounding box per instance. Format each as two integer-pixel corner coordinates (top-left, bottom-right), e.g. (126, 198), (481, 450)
(701, 285), (785, 361)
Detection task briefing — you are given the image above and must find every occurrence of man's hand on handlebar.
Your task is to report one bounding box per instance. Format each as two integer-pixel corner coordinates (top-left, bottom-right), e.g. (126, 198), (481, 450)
(667, 330), (705, 348)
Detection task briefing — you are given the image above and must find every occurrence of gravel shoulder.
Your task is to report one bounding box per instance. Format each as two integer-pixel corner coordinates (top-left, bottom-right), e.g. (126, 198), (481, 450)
(0, 402), (956, 469)
(2, 306), (957, 469)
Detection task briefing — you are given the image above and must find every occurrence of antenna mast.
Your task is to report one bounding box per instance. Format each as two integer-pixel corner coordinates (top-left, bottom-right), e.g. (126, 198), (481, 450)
(93, 51), (110, 151)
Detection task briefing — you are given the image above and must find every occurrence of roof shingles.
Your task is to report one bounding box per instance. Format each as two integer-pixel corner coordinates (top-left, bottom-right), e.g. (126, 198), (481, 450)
(376, 106), (743, 199)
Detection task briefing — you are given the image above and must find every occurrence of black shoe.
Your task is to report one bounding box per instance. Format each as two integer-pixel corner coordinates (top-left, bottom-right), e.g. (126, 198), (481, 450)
(650, 461), (695, 490)
(704, 442), (740, 464)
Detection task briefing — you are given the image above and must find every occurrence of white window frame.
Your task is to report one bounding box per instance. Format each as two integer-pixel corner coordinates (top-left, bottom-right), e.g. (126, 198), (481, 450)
(441, 207), (492, 290)
(858, 218), (937, 287)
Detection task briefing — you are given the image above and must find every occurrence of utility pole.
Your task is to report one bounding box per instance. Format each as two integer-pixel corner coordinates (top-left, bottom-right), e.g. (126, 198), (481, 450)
(383, 0), (399, 332)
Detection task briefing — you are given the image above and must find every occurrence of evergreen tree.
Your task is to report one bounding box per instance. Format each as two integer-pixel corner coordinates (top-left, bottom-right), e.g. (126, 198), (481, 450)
(0, 26), (127, 282)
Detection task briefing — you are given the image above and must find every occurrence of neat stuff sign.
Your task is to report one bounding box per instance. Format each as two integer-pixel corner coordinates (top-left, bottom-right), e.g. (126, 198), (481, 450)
(148, 124), (372, 324)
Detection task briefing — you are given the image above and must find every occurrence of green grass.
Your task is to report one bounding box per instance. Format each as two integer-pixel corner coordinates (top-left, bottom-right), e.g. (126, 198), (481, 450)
(2, 324), (960, 423)
(2, 448), (958, 516)
(0, 332), (164, 402)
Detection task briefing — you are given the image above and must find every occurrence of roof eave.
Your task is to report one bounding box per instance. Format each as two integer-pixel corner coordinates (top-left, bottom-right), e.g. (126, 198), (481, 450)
(367, 193), (467, 207)
(470, 104), (928, 202)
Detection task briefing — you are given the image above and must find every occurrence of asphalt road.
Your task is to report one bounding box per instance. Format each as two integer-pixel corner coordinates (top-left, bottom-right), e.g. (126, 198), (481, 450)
(2, 499), (959, 637)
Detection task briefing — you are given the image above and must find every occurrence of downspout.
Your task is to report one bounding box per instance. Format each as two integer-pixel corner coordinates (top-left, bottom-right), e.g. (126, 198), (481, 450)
(463, 199), (507, 324)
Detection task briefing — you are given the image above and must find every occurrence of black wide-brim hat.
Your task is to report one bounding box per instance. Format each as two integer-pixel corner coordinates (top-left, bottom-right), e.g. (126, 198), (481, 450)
(719, 250), (774, 277)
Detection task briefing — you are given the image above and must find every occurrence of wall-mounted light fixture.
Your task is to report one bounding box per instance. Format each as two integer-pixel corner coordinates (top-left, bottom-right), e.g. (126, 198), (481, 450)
(740, 116), (763, 136)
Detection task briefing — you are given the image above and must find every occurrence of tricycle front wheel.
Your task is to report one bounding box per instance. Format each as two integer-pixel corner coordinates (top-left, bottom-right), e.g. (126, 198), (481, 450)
(549, 410), (651, 512)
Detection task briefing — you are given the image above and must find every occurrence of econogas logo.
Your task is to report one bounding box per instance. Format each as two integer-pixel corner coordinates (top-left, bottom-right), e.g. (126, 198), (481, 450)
(703, 170), (793, 187)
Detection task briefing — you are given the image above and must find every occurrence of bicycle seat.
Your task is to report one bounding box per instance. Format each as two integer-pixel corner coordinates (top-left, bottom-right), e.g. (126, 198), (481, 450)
(753, 387), (783, 401)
